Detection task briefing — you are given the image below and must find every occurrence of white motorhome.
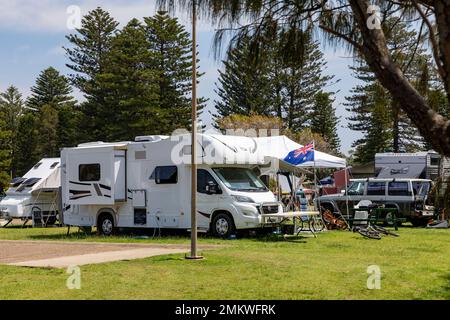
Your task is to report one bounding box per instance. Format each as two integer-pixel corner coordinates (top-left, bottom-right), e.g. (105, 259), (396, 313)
(0, 158), (61, 227)
(61, 135), (283, 237)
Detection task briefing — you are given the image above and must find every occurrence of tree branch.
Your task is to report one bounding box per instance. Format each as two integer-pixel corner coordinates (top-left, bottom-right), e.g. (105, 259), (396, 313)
(318, 24), (363, 51)
(411, 0), (446, 81)
(348, 0), (450, 155)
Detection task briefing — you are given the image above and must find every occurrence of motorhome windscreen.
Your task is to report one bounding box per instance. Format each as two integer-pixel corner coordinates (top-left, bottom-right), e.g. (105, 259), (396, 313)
(213, 168), (268, 192)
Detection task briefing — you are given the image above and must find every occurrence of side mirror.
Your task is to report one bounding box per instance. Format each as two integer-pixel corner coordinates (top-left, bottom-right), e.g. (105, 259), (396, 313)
(205, 181), (221, 194)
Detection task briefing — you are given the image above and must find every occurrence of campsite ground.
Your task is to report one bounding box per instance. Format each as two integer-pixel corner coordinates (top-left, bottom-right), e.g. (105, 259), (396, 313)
(0, 226), (449, 300)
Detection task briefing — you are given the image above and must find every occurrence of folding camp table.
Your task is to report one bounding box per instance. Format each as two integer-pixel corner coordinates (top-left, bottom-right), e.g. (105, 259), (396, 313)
(348, 207), (404, 231)
(261, 211), (321, 238)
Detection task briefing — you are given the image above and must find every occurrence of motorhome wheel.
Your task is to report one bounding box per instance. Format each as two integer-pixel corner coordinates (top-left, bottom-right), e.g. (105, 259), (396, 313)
(98, 214), (115, 236)
(212, 213), (235, 238)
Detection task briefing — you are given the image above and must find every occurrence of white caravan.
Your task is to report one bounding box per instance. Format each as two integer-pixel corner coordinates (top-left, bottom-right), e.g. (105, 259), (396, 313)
(0, 158), (61, 227)
(61, 135), (283, 237)
(375, 151), (441, 180)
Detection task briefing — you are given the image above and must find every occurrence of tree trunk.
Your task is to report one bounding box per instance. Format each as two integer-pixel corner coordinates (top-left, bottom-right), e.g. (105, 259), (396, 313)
(349, 0), (450, 156)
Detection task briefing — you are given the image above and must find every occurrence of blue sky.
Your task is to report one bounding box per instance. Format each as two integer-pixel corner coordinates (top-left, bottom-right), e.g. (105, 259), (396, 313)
(0, 0), (360, 154)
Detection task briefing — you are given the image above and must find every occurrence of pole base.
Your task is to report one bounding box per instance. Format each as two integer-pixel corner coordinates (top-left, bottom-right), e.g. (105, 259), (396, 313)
(185, 255), (204, 260)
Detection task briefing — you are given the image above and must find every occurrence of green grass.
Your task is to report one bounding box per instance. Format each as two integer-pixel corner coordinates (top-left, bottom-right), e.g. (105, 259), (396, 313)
(0, 226), (449, 300)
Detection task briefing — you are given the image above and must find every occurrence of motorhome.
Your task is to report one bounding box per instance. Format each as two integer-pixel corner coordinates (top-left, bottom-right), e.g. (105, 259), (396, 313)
(61, 135), (283, 237)
(0, 158), (61, 227)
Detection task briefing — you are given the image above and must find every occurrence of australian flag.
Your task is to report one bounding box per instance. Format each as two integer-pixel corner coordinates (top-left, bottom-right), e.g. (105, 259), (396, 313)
(283, 142), (315, 165)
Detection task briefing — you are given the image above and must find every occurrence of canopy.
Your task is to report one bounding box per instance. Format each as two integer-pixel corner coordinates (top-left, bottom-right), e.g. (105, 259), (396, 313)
(254, 136), (347, 169)
(204, 134), (346, 170)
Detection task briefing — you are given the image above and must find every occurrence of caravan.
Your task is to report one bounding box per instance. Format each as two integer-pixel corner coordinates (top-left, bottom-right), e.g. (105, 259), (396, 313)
(61, 135), (283, 237)
(0, 158), (61, 227)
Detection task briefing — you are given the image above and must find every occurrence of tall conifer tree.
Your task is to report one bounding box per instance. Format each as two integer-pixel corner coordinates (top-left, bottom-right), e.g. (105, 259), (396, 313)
(0, 86), (24, 177)
(144, 11), (206, 133)
(65, 7), (119, 141)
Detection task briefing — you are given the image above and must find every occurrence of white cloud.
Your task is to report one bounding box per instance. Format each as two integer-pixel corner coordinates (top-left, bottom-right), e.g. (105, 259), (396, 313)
(0, 0), (214, 33)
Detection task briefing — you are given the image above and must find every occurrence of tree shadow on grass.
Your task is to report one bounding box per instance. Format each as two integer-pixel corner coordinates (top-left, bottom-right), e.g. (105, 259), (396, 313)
(26, 226), (187, 241)
(2, 225), (33, 229)
(243, 233), (308, 243)
(25, 228), (308, 244)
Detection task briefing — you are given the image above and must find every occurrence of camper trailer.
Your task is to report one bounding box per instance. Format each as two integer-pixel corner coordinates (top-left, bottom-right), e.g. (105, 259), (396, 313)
(61, 135), (283, 237)
(0, 158), (61, 227)
(375, 151), (441, 180)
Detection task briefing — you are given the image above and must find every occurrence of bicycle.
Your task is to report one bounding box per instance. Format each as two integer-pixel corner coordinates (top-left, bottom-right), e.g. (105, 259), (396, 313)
(296, 213), (326, 235)
(353, 223), (399, 240)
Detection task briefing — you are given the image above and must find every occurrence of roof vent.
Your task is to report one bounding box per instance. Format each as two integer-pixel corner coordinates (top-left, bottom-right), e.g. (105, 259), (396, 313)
(135, 136), (164, 143)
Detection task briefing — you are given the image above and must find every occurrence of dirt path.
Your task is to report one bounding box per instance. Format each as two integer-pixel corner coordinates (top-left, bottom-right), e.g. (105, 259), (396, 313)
(0, 240), (219, 268)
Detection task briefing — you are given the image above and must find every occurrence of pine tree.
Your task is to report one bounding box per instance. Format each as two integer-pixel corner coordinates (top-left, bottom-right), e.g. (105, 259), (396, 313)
(214, 35), (274, 118)
(345, 66), (393, 163)
(98, 19), (159, 141)
(35, 105), (59, 158)
(14, 112), (39, 176)
(0, 117), (12, 189)
(214, 27), (335, 134)
(0, 86), (24, 177)
(27, 67), (75, 109)
(144, 11), (206, 134)
(346, 20), (436, 162)
(65, 7), (119, 141)
(310, 91), (340, 152)
(27, 67), (79, 157)
(278, 30), (334, 132)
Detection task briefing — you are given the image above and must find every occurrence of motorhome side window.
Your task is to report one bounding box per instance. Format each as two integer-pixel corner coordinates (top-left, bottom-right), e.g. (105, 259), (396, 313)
(367, 182), (386, 195)
(197, 169), (219, 193)
(79, 164), (101, 182)
(151, 166), (178, 184)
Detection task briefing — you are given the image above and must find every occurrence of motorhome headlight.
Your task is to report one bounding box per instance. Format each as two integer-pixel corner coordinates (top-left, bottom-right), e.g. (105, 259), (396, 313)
(232, 195), (255, 203)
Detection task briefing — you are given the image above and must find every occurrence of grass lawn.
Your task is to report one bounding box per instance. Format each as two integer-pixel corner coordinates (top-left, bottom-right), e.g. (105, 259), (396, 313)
(0, 225), (449, 300)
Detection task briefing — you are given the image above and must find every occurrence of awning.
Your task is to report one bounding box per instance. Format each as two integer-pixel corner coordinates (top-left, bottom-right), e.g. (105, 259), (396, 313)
(254, 136), (347, 169)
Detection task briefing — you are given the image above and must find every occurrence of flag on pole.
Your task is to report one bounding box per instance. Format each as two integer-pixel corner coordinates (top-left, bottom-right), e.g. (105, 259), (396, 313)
(283, 142), (315, 165)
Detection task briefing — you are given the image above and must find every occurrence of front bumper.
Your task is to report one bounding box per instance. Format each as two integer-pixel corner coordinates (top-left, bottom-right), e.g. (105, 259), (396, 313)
(233, 202), (283, 228)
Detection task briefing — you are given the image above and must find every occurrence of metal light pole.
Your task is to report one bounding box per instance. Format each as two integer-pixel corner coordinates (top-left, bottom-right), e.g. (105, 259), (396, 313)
(186, 0), (203, 260)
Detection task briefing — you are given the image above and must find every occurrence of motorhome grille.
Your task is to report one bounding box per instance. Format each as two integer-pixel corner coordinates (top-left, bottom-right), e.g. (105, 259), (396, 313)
(261, 204), (279, 214)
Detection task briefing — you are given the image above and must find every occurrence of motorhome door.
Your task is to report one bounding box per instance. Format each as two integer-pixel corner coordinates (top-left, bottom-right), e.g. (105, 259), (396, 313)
(64, 147), (116, 205)
(114, 150), (126, 202)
